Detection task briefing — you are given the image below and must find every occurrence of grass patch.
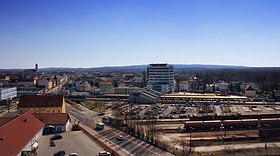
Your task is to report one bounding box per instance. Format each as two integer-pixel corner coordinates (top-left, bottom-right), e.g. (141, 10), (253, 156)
(84, 100), (106, 112)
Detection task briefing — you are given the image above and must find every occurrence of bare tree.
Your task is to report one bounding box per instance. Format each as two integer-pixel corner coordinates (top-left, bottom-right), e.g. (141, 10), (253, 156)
(181, 136), (187, 156)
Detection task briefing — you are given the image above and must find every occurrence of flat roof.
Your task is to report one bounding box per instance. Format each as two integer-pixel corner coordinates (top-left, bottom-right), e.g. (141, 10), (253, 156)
(0, 87), (16, 91)
(102, 94), (129, 97)
(161, 93), (247, 99)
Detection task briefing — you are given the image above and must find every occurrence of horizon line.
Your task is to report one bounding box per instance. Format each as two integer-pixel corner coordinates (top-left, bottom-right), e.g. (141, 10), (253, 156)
(1, 63), (280, 70)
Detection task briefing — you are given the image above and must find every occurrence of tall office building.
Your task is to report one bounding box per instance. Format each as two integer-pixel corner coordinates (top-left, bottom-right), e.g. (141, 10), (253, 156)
(146, 63), (174, 93)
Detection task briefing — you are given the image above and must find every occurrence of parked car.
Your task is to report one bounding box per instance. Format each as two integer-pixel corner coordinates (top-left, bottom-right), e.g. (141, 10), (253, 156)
(179, 114), (187, 118)
(99, 151), (111, 156)
(50, 134), (62, 140)
(116, 135), (124, 141)
(98, 112), (105, 116)
(54, 150), (66, 156)
(102, 117), (110, 123)
(68, 153), (78, 156)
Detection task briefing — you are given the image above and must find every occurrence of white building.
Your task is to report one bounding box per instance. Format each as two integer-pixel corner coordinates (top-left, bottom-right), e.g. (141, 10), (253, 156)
(0, 87), (17, 101)
(146, 64), (174, 93)
(79, 81), (92, 92)
(214, 82), (229, 91)
(37, 78), (53, 90)
(244, 85), (256, 97)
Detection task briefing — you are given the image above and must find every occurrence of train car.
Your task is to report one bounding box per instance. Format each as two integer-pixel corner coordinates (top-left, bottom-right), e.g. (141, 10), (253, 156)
(185, 121), (204, 130)
(241, 119), (259, 129)
(222, 119), (258, 129)
(185, 120), (222, 130)
(202, 120), (222, 130)
(260, 118), (280, 128)
(223, 120), (241, 129)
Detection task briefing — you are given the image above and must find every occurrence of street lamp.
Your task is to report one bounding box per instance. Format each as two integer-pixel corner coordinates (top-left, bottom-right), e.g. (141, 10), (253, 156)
(189, 127), (194, 153)
(220, 125), (226, 136)
(220, 125), (225, 145)
(264, 124), (268, 150)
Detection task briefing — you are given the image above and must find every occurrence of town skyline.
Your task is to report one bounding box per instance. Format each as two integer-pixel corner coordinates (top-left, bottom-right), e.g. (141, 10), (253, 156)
(1, 0), (280, 68)
(0, 63), (278, 71)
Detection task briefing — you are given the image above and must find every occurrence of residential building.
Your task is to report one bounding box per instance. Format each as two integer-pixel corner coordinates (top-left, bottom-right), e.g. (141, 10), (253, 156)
(274, 90), (280, 101)
(146, 63), (174, 93)
(178, 81), (191, 92)
(79, 81), (92, 92)
(244, 85), (256, 97)
(33, 113), (70, 134)
(240, 82), (259, 92)
(0, 109), (44, 156)
(0, 76), (10, 81)
(17, 79), (36, 86)
(0, 87), (17, 101)
(18, 95), (66, 114)
(37, 78), (53, 90)
(100, 81), (114, 94)
(214, 81), (229, 91)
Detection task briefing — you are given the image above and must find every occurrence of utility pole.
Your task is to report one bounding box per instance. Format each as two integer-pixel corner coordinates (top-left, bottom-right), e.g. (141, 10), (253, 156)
(189, 127), (193, 153)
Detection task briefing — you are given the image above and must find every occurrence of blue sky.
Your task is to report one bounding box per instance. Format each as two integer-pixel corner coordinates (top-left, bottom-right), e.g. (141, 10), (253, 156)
(0, 0), (280, 68)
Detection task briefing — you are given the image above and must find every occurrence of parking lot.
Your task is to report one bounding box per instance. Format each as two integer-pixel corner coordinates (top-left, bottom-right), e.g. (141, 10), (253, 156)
(119, 103), (280, 121)
(37, 131), (105, 156)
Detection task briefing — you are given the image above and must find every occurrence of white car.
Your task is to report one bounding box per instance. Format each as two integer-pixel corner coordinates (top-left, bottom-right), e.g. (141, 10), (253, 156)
(116, 135), (124, 141)
(99, 151), (111, 156)
(68, 153), (78, 156)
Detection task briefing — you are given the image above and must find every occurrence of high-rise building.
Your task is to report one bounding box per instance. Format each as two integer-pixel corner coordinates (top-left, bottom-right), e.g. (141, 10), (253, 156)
(146, 63), (174, 93)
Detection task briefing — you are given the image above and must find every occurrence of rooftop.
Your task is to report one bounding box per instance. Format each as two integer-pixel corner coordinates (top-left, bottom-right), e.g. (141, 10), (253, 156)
(161, 93), (247, 99)
(0, 109), (44, 156)
(18, 95), (64, 108)
(33, 113), (69, 125)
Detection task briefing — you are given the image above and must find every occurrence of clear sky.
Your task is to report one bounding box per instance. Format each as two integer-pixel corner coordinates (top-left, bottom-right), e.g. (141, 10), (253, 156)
(1, 0), (280, 69)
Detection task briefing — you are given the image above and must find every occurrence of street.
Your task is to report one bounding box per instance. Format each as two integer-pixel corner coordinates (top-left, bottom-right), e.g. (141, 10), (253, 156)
(66, 103), (173, 156)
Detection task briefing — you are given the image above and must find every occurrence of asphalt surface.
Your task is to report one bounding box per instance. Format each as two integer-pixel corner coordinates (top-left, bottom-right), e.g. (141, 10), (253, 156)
(37, 131), (104, 156)
(0, 103), (18, 117)
(66, 103), (173, 156)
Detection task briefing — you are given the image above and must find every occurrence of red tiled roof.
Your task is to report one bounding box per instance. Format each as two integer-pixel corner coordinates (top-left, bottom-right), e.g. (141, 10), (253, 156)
(19, 95), (64, 108)
(0, 109), (44, 156)
(100, 81), (113, 86)
(33, 113), (69, 125)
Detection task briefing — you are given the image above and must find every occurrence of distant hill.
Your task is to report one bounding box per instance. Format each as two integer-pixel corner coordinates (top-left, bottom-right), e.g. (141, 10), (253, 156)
(2, 64), (279, 73)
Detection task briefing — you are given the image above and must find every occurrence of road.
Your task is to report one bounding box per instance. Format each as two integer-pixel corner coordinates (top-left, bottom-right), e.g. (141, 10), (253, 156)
(0, 102), (18, 117)
(47, 79), (67, 94)
(66, 103), (173, 156)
